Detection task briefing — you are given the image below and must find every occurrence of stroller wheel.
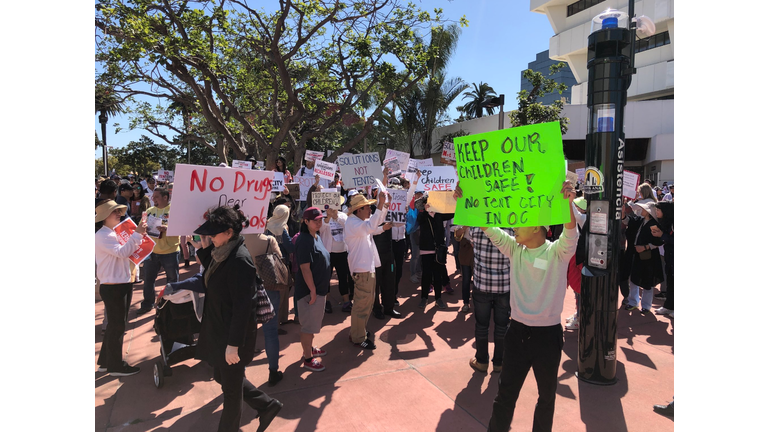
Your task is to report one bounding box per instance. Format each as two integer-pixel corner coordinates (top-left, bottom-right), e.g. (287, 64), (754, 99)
(153, 362), (165, 389)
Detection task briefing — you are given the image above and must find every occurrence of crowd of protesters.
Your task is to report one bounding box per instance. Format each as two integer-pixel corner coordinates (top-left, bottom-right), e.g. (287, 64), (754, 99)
(95, 159), (673, 431)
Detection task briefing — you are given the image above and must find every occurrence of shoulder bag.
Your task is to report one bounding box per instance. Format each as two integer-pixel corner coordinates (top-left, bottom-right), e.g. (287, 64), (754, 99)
(428, 217), (448, 265)
(254, 279), (275, 324)
(253, 238), (291, 291)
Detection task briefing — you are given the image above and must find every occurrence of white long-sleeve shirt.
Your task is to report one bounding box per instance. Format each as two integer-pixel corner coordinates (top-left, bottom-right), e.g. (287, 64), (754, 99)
(95, 226), (144, 284)
(319, 212), (349, 253)
(484, 227), (579, 327)
(344, 206), (388, 273)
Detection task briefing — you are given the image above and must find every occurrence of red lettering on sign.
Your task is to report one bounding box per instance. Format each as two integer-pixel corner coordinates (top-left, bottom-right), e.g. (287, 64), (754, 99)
(249, 207), (267, 229)
(190, 169), (207, 191)
(234, 171), (246, 192)
(252, 178), (272, 200)
(210, 177), (224, 192)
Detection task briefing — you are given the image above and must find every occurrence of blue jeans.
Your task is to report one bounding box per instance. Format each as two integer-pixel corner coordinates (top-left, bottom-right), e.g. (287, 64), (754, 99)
(473, 290), (511, 366)
(142, 251), (179, 309)
(461, 265), (473, 303)
(263, 289), (281, 371)
(629, 280), (654, 310)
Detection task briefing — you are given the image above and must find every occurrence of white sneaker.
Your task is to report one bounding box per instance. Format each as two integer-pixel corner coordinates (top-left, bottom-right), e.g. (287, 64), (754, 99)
(565, 320), (579, 330)
(565, 313), (577, 323)
(655, 307), (671, 315)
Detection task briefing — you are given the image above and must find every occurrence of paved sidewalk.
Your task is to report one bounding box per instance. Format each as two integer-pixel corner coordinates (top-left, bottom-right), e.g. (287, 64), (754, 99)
(95, 251), (674, 431)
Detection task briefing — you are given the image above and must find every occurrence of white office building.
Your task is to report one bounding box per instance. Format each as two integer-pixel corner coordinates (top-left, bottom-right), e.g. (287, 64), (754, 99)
(433, 0), (674, 186)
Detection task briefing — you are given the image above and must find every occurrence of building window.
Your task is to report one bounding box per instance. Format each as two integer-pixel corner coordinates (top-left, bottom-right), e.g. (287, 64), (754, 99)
(567, 0), (606, 17)
(635, 31), (671, 53)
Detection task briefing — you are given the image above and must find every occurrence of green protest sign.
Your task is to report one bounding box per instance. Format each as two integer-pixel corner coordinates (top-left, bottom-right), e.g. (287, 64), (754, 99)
(453, 121), (571, 228)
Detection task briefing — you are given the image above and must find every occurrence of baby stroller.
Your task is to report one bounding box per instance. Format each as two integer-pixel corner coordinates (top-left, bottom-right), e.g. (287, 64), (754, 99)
(152, 274), (205, 389)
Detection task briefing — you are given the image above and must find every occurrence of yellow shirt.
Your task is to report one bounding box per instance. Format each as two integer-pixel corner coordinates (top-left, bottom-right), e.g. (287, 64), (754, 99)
(146, 205), (180, 255)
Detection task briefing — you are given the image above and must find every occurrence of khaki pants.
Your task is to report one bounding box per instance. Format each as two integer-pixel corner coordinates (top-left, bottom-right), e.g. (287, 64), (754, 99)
(350, 272), (376, 343)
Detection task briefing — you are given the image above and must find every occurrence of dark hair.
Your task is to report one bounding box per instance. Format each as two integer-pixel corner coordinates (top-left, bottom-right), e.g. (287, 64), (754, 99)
(300, 219), (311, 234)
(207, 204), (249, 237)
(133, 185), (145, 200)
(276, 156), (287, 171)
(153, 188), (170, 200)
(100, 180), (117, 195)
(655, 201), (674, 232)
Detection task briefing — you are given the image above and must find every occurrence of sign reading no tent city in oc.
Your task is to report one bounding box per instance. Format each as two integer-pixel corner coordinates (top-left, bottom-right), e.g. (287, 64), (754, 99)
(452, 121), (571, 228)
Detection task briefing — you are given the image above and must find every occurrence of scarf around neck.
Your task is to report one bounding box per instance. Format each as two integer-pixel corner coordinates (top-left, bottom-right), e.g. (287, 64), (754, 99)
(204, 236), (241, 287)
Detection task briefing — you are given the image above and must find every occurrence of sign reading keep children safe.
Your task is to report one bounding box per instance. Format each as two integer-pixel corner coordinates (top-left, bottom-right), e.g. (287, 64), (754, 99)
(452, 121), (571, 228)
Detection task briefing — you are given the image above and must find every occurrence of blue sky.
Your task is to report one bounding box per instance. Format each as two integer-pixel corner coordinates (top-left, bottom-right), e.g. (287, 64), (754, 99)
(95, 0), (554, 158)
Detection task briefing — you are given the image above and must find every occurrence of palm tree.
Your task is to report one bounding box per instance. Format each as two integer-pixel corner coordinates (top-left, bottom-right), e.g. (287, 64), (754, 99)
(95, 84), (126, 176)
(461, 82), (498, 119)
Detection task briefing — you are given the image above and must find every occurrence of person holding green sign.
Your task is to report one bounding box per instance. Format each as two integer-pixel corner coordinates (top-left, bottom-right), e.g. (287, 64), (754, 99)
(459, 180), (578, 432)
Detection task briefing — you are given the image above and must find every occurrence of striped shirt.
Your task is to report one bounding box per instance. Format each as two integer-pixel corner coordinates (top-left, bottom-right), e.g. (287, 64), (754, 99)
(467, 226), (515, 294)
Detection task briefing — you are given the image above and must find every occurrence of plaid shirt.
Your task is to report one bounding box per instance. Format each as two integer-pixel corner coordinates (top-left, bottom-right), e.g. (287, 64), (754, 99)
(468, 226), (515, 294)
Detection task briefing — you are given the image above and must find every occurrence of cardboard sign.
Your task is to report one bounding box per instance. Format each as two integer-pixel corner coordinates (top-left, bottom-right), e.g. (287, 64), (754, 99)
(426, 191), (457, 214)
(313, 160), (337, 181)
(312, 191), (341, 210)
(272, 172), (285, 193)
(418, 166), (457, 191)
(623, 169), (641, 199)
(285, 183), (300, 200)
(304, 150), (324, 162)
(453, 121), (571, 228)
(166, 164), (274, 235)
(157, 169), (174, 182)
(385, 188), (408, 224)
(383, 157), (401, 177)
(441, 141), (456, 165)
(113, 217), (156, 265)
(406, 158), (434, 182)
(232, 160), (253, 170)
(336, 152), (383, 188)
(385, 149), (410, 177)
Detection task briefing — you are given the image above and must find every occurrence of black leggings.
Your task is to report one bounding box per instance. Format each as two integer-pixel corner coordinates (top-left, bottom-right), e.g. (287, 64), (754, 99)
(420, 253), (448, 299)
(97, 283), (133, 370)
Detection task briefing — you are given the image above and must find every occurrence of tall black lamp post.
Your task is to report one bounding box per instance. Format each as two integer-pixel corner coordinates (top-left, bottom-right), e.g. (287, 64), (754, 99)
(99, 112), (109, 176)
(577, 4), (639, 385)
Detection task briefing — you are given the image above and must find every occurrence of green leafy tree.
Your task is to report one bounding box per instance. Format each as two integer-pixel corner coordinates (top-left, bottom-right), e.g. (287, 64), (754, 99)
(111, 135), (182, 176)
(460, 82), (497, 119)
(96, 1), (468, 168)
(508, 63), (569, 134)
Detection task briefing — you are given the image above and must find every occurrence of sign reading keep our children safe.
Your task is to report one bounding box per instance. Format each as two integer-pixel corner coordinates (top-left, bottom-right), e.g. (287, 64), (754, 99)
(167, 164), (274, 235)
(452, 121), (571, 228)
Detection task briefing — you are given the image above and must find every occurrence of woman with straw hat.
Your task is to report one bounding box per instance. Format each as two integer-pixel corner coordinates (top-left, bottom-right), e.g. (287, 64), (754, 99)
(95, 200), (147, 376)
(626, 201), (664, 313)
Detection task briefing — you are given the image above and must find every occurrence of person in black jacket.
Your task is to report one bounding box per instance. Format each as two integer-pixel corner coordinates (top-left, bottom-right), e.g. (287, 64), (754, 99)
(370, 186), (401, 319)
(652, 201), (674, 318)
(415, 193), (454, 310)
(625, 201), (664, 313)
(194, 206), (282, 432)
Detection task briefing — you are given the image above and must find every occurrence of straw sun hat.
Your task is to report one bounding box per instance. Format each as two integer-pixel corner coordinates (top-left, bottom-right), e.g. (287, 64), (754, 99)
(345, 194), (377, 215)
(95, 200), (127, 222)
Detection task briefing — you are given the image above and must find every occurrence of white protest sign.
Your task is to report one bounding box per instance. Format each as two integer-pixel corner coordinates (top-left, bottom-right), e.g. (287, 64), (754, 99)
(295, 173), (329, 201)
(385, 188), (408, 224)
(167, 164), (273, 235)
(406, 158), (434, 182)
(336, 152), (383, 188)
(383, 157), (401, 177)
(256, 161), (265, 169)
(385, 149), (410, 176)
(272, 172), (285, 192)
(312, 191), (341, 210)
(313, 160), (337, 181)
(623, 169), (641, 199)
(157, 169), (174, 182)
(232, 160), (253, 170)
(304, 150), (324, 162)
(440, 141), (456, 165)
(418, 166), (458, 191)
(576, 168), (586, 183)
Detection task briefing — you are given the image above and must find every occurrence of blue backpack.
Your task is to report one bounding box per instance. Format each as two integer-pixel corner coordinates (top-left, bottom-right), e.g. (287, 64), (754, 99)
(406, 207), (419, 235)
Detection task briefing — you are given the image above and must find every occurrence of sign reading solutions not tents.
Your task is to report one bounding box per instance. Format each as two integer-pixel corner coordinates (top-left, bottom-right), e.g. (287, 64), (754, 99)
(336, 152), (383, 187)
(167, 164), (274, 235)
(453, 121), (570, 228)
